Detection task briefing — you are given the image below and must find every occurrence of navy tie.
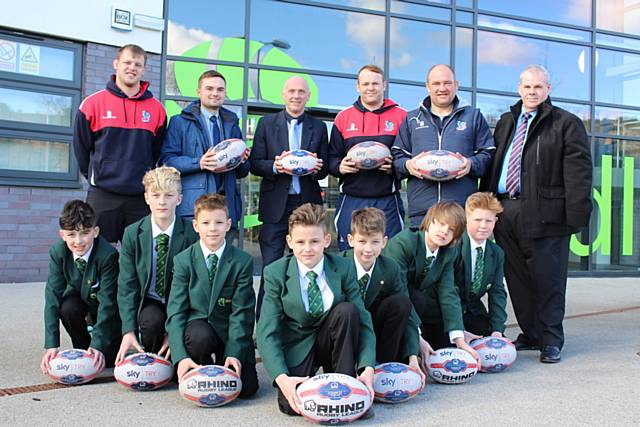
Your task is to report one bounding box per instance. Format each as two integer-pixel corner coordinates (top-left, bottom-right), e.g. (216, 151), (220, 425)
(210, 115), (221, 147)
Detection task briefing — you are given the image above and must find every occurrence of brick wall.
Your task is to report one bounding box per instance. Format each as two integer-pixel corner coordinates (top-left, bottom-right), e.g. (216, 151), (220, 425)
(0, 43), (162, 283)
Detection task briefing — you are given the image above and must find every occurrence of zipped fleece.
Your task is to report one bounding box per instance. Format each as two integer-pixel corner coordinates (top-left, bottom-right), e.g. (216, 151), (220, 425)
(392, 96), (495, 218)
(329, 98), (406, 197)
(73, 76), (167, 195)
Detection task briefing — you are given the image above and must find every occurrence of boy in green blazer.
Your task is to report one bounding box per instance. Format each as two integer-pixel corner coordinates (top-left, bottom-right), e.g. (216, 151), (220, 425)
(116, 166), (198, 364)
(166, 193), (258, 397)
(384, 201), (480, 369)
(342, 207), (425, 386)
(454, 192), (507, 338)
(41, 200), (120, 373)
(257, 203), (376, 416)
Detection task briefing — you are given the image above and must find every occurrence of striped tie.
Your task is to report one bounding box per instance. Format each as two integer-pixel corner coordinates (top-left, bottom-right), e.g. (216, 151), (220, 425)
(505, 112), (531, 196)
(422, 255), (435, 278)
(306, 271), (324, 318)
(207, 253), (219, 284)
(358, 273), (369, 302)
(154, 233), (169, 298)
(75, 258), (87, 276)
(472, 246), (484, 294)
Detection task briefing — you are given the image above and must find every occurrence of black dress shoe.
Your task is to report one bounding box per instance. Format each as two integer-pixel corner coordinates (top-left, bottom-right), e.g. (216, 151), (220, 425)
(540, 345), (561, 363)
(513, 335), (540, 351)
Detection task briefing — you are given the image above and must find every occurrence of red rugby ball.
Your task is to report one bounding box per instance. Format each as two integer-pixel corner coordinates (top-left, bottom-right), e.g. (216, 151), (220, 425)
(347, 141), (391, 170)
(280, 149), (319, 176)
(413, 150), (463, 181)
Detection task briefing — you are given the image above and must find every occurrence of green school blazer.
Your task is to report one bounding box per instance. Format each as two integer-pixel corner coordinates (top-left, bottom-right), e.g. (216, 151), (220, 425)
(117, 215), (198, 335)
(256, 252), (376, 382)
(341, 250), (420, 359)
(44, 236), (120, 353)
(166, 242), (256, 365)
(384, 228), (464, 333)
(453, 234), (507, 333)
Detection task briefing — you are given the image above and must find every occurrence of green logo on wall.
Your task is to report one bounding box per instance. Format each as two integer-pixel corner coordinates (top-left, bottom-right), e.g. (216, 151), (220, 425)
(570, 155), (635, 257)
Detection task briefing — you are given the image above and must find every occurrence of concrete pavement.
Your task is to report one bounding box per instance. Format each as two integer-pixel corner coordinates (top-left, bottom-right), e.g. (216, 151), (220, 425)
(0, 278), (638, 426)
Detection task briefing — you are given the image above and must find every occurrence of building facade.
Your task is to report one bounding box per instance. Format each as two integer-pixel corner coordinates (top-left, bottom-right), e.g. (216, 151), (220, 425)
(1, 0), (639, 281)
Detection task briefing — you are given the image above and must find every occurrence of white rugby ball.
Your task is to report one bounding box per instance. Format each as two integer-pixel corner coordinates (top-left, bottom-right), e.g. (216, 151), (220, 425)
(347, 141), (391, 170)
(280, 149), (319, 176)
(413, 150), (463, 181)
(471, 337), (517, 373)
(428, 347), (478, 384)
(47, 348), (103, 385)
(373, 362), (423, 403)
(179, 365), (242, 407)
(212, 138), (247, 172)
(297, 373), (371, 424)
(114, 352), (174, 391)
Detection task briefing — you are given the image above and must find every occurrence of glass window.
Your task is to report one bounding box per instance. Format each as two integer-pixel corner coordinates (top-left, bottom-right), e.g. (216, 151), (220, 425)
(391, 1), (451, 21)
(596, 0), (640, 37)
(455, 27), (473, 87)
(477, 0), (591, 27)
(248, 69), (355, 111)
(251, 1), (384, 75)
(390, 18), (450, 82)
(476, 92), (514, 127)
(456, 0), (473, 8)
(166, 0), (246, 60)
(0, 87), (73, 127)
(477, 31), (590, 101)
(478, 14), (591, 43)
(0, 38), (75, 81)
(595, 107), (640, 137)
(597, 34), (640, 52)
(596, 48), (640, 108)
(590, 138), (640, 272)
(313, 0), (386, 11)
(388, 82), (426, 110)
(456, 10), (474, 25)
(0, 137), (70, 173)
(165, 61), (245, 101)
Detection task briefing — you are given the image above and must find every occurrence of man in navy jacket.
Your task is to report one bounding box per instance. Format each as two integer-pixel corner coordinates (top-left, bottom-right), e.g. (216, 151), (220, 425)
(160, 70), (249, 239)
(392, 64), (495, 227)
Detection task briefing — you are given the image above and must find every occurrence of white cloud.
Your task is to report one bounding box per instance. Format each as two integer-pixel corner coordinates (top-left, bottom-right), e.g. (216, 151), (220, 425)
(166, 21), (222, 57)
(477, 32), (540, 66)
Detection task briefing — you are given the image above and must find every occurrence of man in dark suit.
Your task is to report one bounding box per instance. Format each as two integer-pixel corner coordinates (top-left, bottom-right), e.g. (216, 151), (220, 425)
(249, 76), (329, 317)
(480, 65), (592, 363)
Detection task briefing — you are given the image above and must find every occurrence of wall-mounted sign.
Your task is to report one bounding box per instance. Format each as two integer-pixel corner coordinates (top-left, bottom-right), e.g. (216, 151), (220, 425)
(111, 6), (133, 31)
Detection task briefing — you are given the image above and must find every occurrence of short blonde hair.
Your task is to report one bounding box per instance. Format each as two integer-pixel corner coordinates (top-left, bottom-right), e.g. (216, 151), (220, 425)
(420, 201), (466, 245)
(142, 166), (182, 193)
(350, 207), (386, 236)
(465, 192), (504, 215)
(194, 193), (229, 220)
(288, 203), (327, 234)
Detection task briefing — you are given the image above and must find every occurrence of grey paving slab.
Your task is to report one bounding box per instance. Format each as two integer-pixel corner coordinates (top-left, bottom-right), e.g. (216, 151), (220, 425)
(0, 279), (639, 426)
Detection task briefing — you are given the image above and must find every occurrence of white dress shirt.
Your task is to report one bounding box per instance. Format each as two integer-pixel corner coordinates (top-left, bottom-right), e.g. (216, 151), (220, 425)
(199, 239), (226, 271)
(468, 233), (487, 282)
(354, 257), (375, 294)
(297, 257), (334, 313)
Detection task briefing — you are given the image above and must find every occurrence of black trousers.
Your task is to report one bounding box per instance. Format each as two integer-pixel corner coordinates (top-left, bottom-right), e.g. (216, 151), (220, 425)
(370, 294), (412, 363)
(277, 302), (360, 416)
(59, 294), (119, 367)
(463, 312), (492, 337)
(184, 319), (258, 399)
(494, 199), (570, 349)
(138, 298), (167, 354)
(256, 195), (303, 320)
(86, 187), (149, 244)
(408, 287), (451, 350)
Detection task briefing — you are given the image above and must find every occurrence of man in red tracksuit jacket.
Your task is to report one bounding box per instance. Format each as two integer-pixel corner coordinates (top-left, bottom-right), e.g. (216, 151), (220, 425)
(73, 44), (167, 244)
(329, 64), (407, 250)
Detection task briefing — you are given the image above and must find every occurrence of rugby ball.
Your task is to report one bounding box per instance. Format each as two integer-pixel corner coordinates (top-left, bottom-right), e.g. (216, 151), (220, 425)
(471, 337), (517, 373)
(297, 373), (371, 424)
(46, 349), (103, 385)
(280, 149), (319, 176)
(179, 365), (242, 407)
(428, 347), (478, 384)
(212, 138), (247, 172)
(347, 141), (391, 170)
(114, 353), (174, 391)
(373, 362), (423, 403)
(413, 150), (463, 181)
